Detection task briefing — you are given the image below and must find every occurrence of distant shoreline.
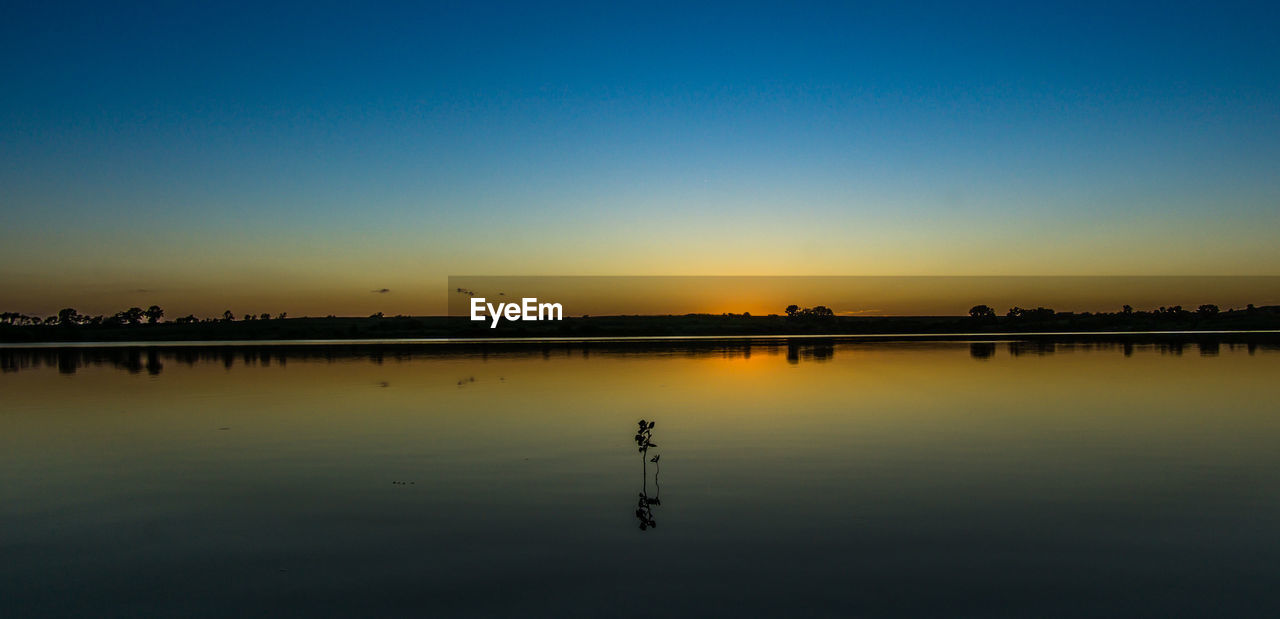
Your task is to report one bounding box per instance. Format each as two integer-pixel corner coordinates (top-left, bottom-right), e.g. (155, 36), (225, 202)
(5, 310), (1280, 344)
(3, 329), (1280, 350)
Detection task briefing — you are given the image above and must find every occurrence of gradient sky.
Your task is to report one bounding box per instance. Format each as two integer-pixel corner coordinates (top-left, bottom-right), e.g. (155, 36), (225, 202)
(2, 1), (1278, 317)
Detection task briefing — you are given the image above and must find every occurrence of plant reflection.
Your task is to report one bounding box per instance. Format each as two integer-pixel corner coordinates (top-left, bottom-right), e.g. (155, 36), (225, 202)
(634, 419), (661, 531)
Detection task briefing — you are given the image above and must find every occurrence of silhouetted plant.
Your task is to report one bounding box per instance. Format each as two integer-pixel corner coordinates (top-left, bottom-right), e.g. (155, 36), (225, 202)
(635, 419), (657, 455)
(144, 305), (164, 324)
(634, 419), (661, 531)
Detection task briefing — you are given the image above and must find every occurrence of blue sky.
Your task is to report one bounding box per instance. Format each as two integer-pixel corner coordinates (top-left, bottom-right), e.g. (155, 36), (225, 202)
(2, 1), (1277, 315)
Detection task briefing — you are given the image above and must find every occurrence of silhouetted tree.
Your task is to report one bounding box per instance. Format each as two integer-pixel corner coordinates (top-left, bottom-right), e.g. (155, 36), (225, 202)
(57, 308), (80, 326)
(1122, 305), (1133, 315)
(1197, 304), (1219, 317)
(222, 310), (235, 322)
(144, 305), (164, 324)
(1006, 306), (1055, 321)
(785, 304), (835, 320)
(260, 313), (270, 320)
(121, 307), (145, 325)
(276, 312), (287, 320)
(969, 304), (996, 320)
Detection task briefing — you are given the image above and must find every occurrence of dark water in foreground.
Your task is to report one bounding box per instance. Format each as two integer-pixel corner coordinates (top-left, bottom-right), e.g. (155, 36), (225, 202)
(3, 340), (1280, 617)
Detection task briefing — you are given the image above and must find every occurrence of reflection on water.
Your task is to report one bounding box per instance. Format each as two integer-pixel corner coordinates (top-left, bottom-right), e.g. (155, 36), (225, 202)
(969, 342), (997, 359)
(787, 339), (835, 364)
(4, 337), (1274, 376)
(3, 339), (1280, 616)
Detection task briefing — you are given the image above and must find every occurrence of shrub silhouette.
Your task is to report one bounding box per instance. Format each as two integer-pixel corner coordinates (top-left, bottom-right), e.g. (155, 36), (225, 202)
(969, 305), (996, 321)
(634, 419), (661, 531)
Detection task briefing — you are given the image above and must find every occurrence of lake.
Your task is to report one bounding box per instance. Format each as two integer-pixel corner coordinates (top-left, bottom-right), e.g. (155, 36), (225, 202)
(3, 339), (1279, 617)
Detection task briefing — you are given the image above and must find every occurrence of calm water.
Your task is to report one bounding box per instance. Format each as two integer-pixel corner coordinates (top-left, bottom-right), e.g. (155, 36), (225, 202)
(3, 340), (1280, 617)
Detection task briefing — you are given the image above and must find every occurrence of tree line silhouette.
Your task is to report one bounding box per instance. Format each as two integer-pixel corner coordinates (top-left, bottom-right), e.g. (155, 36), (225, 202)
(0, 306), (288, 327)
(966, 302), (1249, 323)
(771, 302), (1266, 324)
(3, 301), (1278, 342)
(2, 302), (1269, 328)
(784, 304), (835, 320)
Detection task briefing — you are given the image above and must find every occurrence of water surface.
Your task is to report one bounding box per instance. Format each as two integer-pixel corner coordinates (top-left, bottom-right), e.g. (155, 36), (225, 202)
(3, 340), (1279, 616)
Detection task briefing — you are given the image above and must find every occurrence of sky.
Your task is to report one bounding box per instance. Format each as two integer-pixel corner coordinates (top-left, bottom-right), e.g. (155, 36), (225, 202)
(2, 1), (1278, 317)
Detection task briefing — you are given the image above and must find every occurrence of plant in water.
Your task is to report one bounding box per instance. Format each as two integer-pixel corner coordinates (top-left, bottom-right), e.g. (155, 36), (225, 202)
(635, 419), (657, 454)
(635, 419), (661, 530)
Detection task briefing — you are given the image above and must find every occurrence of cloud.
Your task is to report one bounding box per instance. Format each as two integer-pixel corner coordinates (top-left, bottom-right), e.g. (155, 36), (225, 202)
(372, 288), (391, 294)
